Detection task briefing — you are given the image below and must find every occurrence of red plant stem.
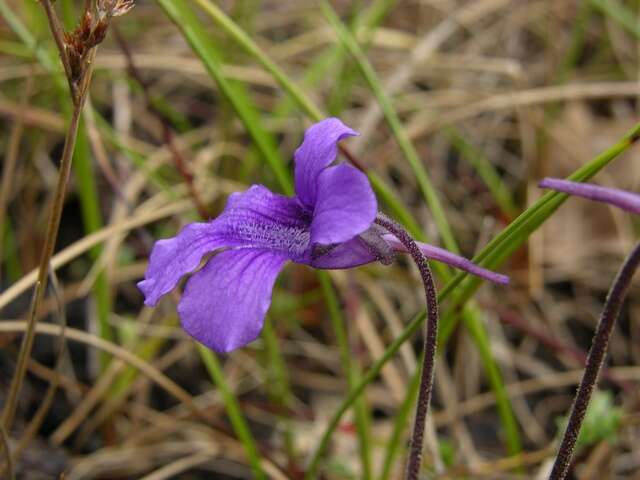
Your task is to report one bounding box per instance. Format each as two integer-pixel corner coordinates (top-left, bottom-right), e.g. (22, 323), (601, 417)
(338, 144), (368, 173)
(499, 310), (633, 391)
(374, 213), (439, 480)
(113, 27), (210, 219)
(549, 240), (640, 480)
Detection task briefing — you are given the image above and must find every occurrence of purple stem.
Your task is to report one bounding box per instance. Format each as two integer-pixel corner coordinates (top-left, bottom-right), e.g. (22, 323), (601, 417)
(383, 234), (509, 285)
(549, 240), (640, 480)
(539, 178), (640, 215)
(374, 213), (439, 480)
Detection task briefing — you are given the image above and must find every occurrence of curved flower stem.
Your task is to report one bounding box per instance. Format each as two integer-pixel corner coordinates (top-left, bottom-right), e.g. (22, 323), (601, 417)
(549, 240), (640, 480)
(374, 213), (439, 480)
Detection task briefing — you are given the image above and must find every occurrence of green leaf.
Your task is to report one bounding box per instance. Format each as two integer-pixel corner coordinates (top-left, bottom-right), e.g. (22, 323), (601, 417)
(156, 0), (292, 195)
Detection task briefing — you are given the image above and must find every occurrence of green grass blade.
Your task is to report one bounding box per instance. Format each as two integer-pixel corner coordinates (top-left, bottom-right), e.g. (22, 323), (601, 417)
(438, 121), (640, 343)
(198, 346), (267, 479)
(194, 0), (387, 124)
(0, 2), (177, 200)
(305, 310), (423, 479)
(378, 358), (421, 480)
(59, 0), (75, 30)
(104, 316), (178, 411)
(445, 127), (518, 219)
(156, 0), (292, 195)
(0, 0), (62, 81)
(72, 122), (113, 364)
(321, 3), (523, 456)
(322, 2), (459, 254)
(190, 0), (425, 250)
(60, 4), (112, 365)
(319, 272), (373, 480)
(325, 0), (397, 115)
(1, 1), (113, 366)
(463, 304), (521, 456)
(261, 318), (295, 458)
(591, 0), (640, 39)
(192, 0), (324, 120)
(306, 121), (640, 476)
(194, 0), (520, 458)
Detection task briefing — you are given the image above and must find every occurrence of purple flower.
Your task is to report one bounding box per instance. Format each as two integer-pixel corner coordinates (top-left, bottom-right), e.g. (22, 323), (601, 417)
(138, 118), (508, 352)
(539, 178), (640, 215)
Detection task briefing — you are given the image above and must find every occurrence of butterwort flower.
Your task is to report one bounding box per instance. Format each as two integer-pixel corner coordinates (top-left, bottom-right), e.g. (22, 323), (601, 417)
(138, 118), (508, 352)
(539, 178), (640, 215)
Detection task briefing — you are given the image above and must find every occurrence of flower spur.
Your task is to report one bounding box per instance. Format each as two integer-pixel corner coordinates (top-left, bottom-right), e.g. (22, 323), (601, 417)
(539, 177), (640, 214)
(138, 118), (508, 353)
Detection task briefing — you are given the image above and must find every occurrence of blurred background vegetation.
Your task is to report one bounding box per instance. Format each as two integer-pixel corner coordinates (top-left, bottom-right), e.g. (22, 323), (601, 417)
(0, 0), (639, 478)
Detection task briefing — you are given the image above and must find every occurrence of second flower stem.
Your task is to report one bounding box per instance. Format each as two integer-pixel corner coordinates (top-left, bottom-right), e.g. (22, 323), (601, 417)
(374, 213), (439, 480)
(549, 240), (640, 480)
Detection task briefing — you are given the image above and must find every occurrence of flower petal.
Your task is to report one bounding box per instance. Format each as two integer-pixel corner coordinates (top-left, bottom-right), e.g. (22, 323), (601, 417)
(138, 185), (309, 306)
(138, 222), (229, 306)
(178, 249), (288, 353)
(310, 163), (377, 245)
(305, 237), (377, 269)
(216, 184), (311, 258)
(539, 178), (640, 215)
(294, 118), (358, 208)
(383, 234), (510, 284)
(304, 225), (393, 268)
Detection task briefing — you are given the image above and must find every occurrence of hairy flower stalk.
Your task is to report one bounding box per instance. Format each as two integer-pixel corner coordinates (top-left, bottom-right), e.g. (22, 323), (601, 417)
(1, 0), (133, 434)
(549, 241), (640, 479)
(374, 213), (439, 480)
(540, 178), (640, 479)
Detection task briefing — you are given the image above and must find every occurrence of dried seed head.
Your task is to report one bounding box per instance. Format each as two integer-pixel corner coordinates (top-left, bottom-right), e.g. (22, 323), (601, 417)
(63, 11), (94, 81)
(89, 19), (109, 47)
(77, 11), (93, 44)
(62, 0), (134, 82)
(97, 0), (135, 19)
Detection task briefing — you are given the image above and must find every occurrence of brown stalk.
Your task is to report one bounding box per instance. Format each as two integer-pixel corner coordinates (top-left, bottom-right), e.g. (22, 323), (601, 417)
(338, 144), (368, 173)
(0, 0), (115, 434)
(39, 0), (78, 100)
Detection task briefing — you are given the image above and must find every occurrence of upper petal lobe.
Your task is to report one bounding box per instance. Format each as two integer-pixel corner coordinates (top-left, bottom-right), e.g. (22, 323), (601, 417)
(294, 118), (358, 208)
(310, 163), (377, 245)
(178, 248), (288, 352)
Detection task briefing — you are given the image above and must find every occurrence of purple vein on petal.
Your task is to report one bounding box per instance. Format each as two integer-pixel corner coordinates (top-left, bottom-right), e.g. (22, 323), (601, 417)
(539, 178), (640, 215)
(383, 234), (510, 285)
